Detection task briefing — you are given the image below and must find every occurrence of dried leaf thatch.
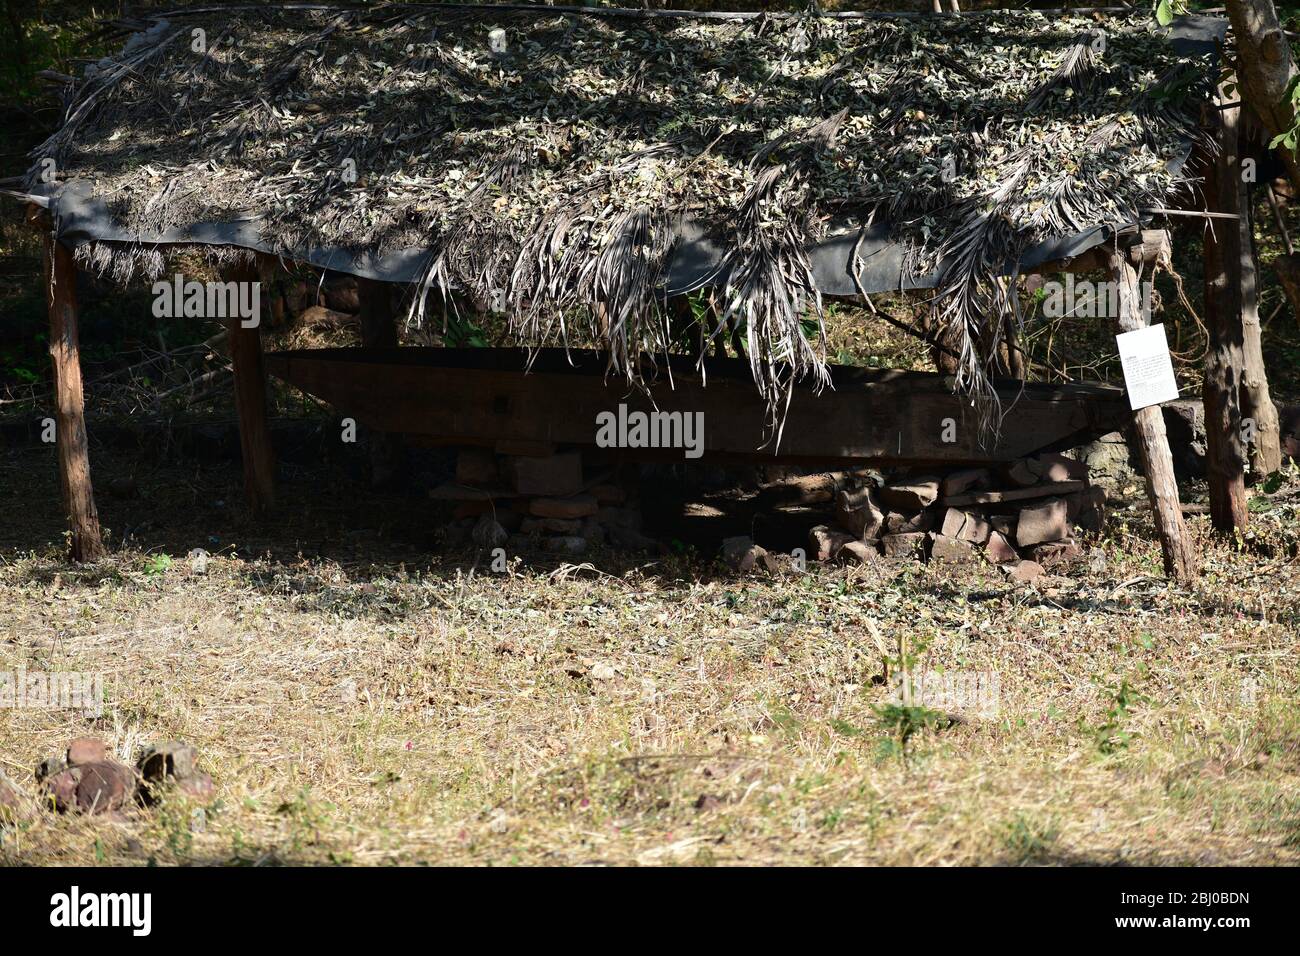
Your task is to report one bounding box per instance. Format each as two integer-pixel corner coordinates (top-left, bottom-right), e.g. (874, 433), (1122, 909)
(27, 5), (1217, 436)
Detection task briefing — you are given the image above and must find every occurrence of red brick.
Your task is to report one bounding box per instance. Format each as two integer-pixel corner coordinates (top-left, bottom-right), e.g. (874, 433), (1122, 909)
(177, 773), (215, 801)
(835, 486), (884, 539)
(521, 517), (582, 534)
(1008, 560), (1044, 583)
(984, 530), (1019, 564)
(455, 447), (498, 485)
(1016, 497), (1069, 547)
(73, 762), (135, 815)
(884, 510), (934, 535)
(928, 533), (977, 563)
(1030, 540), (1082, 568)
(808, 525), (855, 563)
(589, 484), (626, 505)
(940, 508), (990, 545)
(839, 540), (879, 564)
(529, 494), (598, 519)
(506, 453), (583, 496)
(1005, 459), (1037, 487)
(1030, 452), (1088, 483)
(879, 477), (940, 511)
(882, 532), (927, 559)
(67, 737), (106, 767)
(941, 468), (989, 497)
(45, 769), (80, 811)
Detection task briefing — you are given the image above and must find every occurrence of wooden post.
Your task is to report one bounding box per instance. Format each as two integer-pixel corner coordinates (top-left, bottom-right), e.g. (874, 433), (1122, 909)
(258, 254), (287, 332)
(1237, 153), (1282, 475)
(43, 236), (105, 562)
(356, 276), (404, 487)
(1113, 257), (1196, 583)
(1202, 92), (1250, 532)
(357, 277), (398, 349)
(223, 261), (276, 513)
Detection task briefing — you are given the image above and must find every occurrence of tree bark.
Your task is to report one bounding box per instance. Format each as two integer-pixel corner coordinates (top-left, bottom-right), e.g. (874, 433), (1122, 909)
(1113, 257), (1197, 583)
(1238, 185), (1283, 474)
(43, 237), (106, 563)
(1227, 0), (1300, 194)
(1202, 92), (1251, 532)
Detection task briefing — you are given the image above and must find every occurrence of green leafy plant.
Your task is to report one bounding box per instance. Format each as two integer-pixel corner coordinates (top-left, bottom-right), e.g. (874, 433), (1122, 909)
(1154, 0), (1189, 28)
(1260, 470), (1287, 495)
(1003, 813), (1060, 863)
(873, 630), (950, 749)
(443, 311), (489, 348)
(874, 702), (948, 746)
(1090, 678), (1147, 754)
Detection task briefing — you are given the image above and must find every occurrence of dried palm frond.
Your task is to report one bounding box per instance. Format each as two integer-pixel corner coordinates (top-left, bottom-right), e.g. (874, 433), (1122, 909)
(26, 6), (1217, 445)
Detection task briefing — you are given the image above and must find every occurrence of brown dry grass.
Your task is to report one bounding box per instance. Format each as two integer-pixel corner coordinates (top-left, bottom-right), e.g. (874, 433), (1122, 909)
(2, 445), (1299, 866)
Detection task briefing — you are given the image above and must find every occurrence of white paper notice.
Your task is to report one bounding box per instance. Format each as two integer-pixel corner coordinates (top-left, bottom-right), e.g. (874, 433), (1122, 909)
(1116, 323), (1180, 411)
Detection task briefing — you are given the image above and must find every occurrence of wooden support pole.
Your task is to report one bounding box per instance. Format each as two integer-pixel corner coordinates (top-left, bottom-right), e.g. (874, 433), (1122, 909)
(1113, 257), (1196, 583)
(1202, 92), (1250, 532)
(1237, 151), (1283, 475)
(257, 253), (287, 332)
(356, 277), (403, 487)
(223, 261), (276, 513)
(43, 236), (105, 562)
(357, 277), (399, 349)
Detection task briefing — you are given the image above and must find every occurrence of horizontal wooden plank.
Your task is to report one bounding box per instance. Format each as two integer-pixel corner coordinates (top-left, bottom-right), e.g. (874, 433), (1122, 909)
(265, 347), (1128, 467)
(428, 482), (521, 501)
(940, 480), (1087, 507)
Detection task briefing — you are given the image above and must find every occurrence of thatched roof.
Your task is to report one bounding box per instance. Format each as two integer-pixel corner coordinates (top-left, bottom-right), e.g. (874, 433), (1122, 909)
(20, 4), (1222, 431)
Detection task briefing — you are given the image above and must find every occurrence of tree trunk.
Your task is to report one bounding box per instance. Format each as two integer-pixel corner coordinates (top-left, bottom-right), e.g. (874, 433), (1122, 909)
(1238, 190), (1283, 474)
(1202, 91), (1251, 532)
(1227, 0), (1300, 194)
(43, 236), (105, 563)
(1113, 257), (1197, 583)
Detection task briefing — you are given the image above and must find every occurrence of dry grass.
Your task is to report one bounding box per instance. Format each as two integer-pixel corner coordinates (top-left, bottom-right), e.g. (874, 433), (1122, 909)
(2, 445), (1300, 866)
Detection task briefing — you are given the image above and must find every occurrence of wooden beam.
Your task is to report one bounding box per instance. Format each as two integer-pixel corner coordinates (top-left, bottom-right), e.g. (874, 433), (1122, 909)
(1027, 229), (1170, 277)
(43, 237), (105, 563)
(222, 261), (276, 513)
(263, 347), (1129, 468)
(940, 480), (1086, 508)
(1113, 256), (1195, 582)
(1201, 90), (1250, 532)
